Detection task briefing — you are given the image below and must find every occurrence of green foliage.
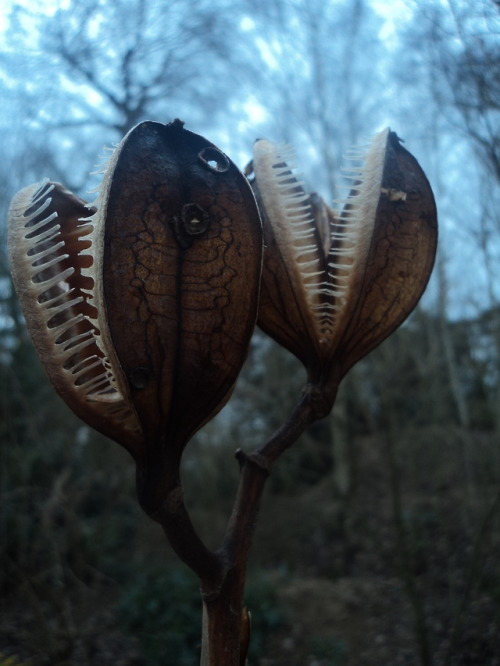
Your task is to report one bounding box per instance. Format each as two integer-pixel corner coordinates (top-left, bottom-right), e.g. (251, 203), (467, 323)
(245, 572), (288, 660)
(115, 567), (287, 665)
(117, 567), (201, 666)
(306, 635), (348, 666)
(0, 654), (30, 666)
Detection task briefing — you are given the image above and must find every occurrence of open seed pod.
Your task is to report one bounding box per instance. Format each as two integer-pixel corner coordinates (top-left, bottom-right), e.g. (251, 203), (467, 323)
(8, 180), (144, 452)
(249, 128), (437, 404)
(8, 120), (263, 510)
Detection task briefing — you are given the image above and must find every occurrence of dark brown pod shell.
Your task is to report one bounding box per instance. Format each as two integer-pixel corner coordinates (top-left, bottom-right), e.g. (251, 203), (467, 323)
(8, 121), (263, 490)
(97, 120), (263, 467)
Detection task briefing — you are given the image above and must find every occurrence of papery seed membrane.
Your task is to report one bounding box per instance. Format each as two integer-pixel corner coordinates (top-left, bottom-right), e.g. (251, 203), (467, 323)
(8, 180), (141, 448)
(21, 186), (115, 398)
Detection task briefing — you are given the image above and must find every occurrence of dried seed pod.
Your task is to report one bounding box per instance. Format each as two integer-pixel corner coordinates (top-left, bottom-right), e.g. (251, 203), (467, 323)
(8, 121), (263, 497)
(8, 180), (143, 455)
(250, 128), (437, 403)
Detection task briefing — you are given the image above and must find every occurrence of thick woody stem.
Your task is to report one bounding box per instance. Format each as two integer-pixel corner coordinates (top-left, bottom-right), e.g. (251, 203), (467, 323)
(199, 387), (320, 665)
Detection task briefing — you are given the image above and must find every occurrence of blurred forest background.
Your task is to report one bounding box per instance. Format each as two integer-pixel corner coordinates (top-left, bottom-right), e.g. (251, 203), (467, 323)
(0, 0), (499, 664)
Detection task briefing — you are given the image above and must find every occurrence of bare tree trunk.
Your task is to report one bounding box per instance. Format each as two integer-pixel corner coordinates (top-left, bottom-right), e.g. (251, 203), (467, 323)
(436, 253), (470, 428)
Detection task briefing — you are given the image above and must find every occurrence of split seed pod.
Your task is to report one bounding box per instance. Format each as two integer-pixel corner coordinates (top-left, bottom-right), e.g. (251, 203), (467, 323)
(249, 128), (437, 407)
(8, 120), (262, 511)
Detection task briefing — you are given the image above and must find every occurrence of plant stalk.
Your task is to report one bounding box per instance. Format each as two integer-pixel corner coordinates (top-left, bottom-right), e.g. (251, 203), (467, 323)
(155, 385), (320, 665)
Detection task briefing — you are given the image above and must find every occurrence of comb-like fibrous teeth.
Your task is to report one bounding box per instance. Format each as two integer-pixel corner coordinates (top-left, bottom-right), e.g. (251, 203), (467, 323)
(7, 180), (142, 451)
(253, 129), (390, 351)
(325, 127), (391, 320)
(252, 141), (328, 340)
(253, 128), (394, 359)
(337, 128), (389, 239)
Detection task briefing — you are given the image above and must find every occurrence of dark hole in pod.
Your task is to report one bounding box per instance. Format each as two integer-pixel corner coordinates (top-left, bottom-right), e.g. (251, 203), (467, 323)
(198, 147), (230, 173)
(129, 367), (151, 390)
(169, 204), (211, 249)
(181, 203), (211, 237)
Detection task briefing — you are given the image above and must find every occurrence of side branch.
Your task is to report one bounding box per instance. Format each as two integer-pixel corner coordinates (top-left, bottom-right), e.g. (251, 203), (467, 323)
(222, 384), (321, 568)
(256, 383), (319, 464)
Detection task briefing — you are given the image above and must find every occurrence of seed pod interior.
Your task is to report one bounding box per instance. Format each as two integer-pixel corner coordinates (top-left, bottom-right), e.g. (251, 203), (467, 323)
(252, 128), (437, 390)
(8, 181), (143, 455)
